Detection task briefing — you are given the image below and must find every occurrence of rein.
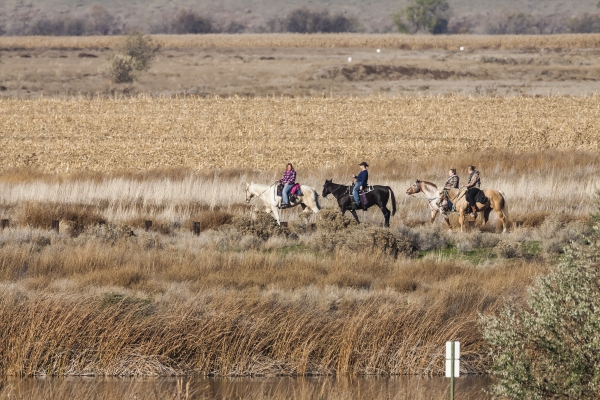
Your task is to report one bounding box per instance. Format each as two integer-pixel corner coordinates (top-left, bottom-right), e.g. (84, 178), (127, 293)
(410, 183), (438, 202)
(247, 183), (275, 202)
(325, 182), (352, 198)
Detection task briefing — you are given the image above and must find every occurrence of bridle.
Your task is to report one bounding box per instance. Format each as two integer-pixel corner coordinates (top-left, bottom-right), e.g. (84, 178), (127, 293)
(323, 182), (351, 198)
(246, 183), (275, 203)
(409, 181), (438, 203)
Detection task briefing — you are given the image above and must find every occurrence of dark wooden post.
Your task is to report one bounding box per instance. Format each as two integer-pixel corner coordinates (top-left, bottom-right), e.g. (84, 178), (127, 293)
(51, 220), (59, 233)
(0, 219), (8, 229)
(145, 220), (152, 231)
(193, 222), (200, 236)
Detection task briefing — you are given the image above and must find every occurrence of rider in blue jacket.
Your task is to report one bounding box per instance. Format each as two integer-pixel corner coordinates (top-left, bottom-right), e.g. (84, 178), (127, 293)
(352, 162), (369, 210)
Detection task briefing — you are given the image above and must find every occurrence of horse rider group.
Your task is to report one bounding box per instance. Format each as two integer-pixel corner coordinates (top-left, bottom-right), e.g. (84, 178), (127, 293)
(277, 161), (483, 217)
(443, 165), (482, 219)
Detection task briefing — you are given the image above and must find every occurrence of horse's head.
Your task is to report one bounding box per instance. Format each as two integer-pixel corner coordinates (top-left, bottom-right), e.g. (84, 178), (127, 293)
(406, 180), (422, 195)
(245, 182), (254, 203)
(322, 179), (332, 198)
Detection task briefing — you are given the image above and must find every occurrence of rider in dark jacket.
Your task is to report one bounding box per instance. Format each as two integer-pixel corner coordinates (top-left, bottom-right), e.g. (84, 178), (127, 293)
(352, 162), (369, 210)
(464, 165), (481, 219)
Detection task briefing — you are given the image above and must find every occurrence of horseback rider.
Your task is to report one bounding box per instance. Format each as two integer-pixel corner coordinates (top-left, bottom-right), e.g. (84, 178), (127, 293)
(464, 165), (481, 219)
(444, 168), (459, 190)
(352, 162), (369, 211)
(278, 163), (296, 209)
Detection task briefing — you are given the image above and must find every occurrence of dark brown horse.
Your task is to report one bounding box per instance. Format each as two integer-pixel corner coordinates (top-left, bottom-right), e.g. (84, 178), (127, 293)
(322, 180), (396, 227)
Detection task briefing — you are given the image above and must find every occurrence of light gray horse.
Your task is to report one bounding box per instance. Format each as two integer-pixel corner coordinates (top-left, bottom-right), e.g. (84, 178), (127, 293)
(245, 182), (320, 225)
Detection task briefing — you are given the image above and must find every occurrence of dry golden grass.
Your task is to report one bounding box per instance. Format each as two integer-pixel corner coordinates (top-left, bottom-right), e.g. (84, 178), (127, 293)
(2, 96), (600, 173)
(3, 34), (600, 50)
(0, 224), (547, 377)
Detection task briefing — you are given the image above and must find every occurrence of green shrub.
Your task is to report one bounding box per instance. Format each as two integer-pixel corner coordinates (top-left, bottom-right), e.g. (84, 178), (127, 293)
(267, 7), (362, 33)
(393, 0), (451, 34)
(171, 9), (213, 34)
(105, 54), (135, 83)
(119, 31), (157, 72)
(482, 200), (600, 398)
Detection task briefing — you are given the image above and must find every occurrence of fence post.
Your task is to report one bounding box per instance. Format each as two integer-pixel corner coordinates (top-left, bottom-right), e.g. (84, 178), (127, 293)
(51, 220), (59, 233)
(0, 219), (8, 230)
(145, 220), (152, 231)
(193, 222), (200, 236)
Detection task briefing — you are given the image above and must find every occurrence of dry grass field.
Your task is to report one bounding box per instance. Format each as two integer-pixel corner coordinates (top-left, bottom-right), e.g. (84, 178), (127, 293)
(1, 35), (599, 381)
(3, 34), (600, 97)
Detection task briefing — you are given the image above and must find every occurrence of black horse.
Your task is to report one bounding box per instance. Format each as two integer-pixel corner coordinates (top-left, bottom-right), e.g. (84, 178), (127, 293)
(322, 180), (397, 227)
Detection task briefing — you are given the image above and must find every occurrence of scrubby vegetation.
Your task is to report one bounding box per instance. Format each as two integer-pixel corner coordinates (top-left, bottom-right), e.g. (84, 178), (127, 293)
(483, 196), (600, 399)
(103, 31), (157, 83)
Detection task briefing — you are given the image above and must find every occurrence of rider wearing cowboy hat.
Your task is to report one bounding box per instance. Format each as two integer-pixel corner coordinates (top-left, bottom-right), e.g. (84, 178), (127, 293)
(352, 162), (369, 211)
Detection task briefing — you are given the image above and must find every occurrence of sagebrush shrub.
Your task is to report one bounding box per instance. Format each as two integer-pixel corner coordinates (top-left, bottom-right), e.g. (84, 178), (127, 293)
(119, 31), (156, 71)
(482, 196), (600, 399)
(105, 54), (135, 83)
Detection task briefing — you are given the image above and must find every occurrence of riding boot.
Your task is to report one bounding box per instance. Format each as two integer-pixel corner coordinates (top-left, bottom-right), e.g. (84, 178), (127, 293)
(471, 206), (478, 220)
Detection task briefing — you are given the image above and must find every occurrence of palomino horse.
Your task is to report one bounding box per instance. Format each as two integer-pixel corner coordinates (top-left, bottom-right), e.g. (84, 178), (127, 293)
(322, 180), (396, 227)
(406, 180), (509, 233)
(245, 182), (320, 225)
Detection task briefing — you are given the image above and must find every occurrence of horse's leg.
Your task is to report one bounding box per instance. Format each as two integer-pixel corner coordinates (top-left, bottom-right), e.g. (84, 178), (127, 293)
(381, 206), (391, 227)
(350, 209), (360, 224)
(430, 209), (438, 224)
(495, 208), (507, 233)
(271, 205), (281, 225)
(443, 213), (452, 231)
(483, 207), (492, 226)
(458, 211), (465, 232)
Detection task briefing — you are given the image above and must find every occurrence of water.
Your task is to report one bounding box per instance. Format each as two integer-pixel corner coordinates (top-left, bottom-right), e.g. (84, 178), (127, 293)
(0, 376), (493, 399)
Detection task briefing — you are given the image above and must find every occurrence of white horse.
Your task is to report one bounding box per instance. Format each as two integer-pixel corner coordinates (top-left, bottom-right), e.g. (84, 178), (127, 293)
(406, 180), (449, 226)
(245, 182), (320, 225)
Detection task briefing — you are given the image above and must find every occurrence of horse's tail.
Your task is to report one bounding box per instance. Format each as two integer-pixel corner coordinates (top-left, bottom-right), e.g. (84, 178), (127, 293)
(499, 191), (510, 221)
(388, 186), (397, 216)
(313, 190), (321, 211)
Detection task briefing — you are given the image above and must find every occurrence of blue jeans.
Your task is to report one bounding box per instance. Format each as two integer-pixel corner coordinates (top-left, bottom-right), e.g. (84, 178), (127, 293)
(282, 184), (294, 205)
(353, 184), (362, 204)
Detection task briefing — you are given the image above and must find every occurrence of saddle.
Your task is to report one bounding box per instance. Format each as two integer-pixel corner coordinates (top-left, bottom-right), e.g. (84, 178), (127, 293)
(276, 183), (302, 202)
(349, 184), (370, 208)
(350, 184), (374, 193)
(474, 190), (489, 204)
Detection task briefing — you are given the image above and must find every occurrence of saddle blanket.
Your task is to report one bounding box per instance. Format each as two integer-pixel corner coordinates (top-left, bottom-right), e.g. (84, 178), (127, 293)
(291, 183), (303, 196)
(277, 183), (303, 197)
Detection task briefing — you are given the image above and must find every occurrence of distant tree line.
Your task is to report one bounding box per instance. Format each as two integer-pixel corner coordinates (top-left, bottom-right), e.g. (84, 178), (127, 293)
(3, 2), (600, 36)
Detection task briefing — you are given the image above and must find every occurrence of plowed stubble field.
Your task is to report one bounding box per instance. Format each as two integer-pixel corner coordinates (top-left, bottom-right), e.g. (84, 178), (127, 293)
(2, 96), (599, 172)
